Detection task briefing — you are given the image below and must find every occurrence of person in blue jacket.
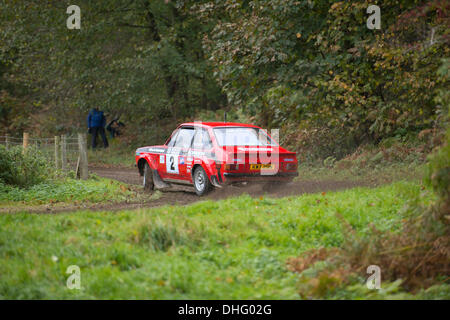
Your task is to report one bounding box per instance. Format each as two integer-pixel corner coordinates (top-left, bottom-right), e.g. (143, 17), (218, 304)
(87, 107), (109, 149)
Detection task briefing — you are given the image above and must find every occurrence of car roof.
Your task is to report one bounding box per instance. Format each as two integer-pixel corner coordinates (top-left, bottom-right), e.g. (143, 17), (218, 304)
(179, 122), (260, 128)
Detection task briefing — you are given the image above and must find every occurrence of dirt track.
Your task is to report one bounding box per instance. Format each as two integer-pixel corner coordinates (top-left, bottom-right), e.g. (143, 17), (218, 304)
(1, 166), (370, 214)
(90, 166), (369, 206)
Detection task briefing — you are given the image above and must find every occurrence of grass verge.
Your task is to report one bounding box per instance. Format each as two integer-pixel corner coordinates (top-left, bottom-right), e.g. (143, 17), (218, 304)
(0, 181), (447, 299)
(0, 176), (141, 208)
(87, 142), (135, 168)
(298, 162), (425, 185)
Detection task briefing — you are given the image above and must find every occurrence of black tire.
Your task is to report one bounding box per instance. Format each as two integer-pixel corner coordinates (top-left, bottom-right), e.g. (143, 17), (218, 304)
(143, 162), (154, 192)
(193, 166), (212, 196)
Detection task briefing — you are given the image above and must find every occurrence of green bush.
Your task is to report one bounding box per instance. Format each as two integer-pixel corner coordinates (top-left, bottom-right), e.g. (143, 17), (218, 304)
(0, 145), (52, 188)
(0, 146), (15, 185)
(426, 123), (450, 206)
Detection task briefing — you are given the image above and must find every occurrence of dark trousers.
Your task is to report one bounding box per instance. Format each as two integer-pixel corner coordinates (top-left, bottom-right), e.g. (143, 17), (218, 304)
(90, 127), (109, 149)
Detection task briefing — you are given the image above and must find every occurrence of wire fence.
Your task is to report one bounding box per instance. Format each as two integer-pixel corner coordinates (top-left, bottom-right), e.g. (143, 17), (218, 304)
(0, 133), (89, 179)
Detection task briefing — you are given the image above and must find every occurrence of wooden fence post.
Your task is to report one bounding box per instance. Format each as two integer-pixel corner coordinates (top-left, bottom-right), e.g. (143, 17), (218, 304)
(23, 132), (29, 151)
(54, 136), (60, 169)
(61, 135), (67, 171)
(5, 135), (9, 149)
(78, 133), (88, 180)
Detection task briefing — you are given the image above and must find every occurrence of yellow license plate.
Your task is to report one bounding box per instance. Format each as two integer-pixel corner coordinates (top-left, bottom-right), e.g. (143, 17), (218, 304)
(250, 164), (274, 170)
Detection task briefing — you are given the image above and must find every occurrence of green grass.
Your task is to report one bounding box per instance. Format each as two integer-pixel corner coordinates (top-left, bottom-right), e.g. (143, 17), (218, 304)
(88, 142), (136, 168)
(0, 176), (138, 206)
(297, 139), (429, 185)
(298, 161), (425, 185)
(0, 181), (446, 299)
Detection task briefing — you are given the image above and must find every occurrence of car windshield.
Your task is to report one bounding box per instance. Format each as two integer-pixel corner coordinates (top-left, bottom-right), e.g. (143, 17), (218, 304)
(213, 127), (276, 146)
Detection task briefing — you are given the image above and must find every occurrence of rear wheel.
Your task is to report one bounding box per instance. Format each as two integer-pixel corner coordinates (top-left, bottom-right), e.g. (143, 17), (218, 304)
(143, 162), (154, 192)
(193, 166), (212, 196)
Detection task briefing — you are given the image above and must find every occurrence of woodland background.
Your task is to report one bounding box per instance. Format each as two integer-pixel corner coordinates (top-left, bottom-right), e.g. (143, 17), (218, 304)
(1, 0), (449, 160)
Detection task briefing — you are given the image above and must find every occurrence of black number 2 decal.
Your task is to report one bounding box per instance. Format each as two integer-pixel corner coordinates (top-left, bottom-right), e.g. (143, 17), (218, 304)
(170, 156), (175, 171)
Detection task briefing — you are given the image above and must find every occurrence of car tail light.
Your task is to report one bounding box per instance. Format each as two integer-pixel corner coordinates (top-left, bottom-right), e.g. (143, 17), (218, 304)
(285, 163), (297, 171)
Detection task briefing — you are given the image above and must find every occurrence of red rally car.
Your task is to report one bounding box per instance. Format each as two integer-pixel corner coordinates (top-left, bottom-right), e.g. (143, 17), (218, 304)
(135, 122), (298, 196)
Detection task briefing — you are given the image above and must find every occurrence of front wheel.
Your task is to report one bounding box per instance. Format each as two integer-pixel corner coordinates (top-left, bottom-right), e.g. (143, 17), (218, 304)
(143, 162), (154, 192)
(193, 166), (212, 196)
